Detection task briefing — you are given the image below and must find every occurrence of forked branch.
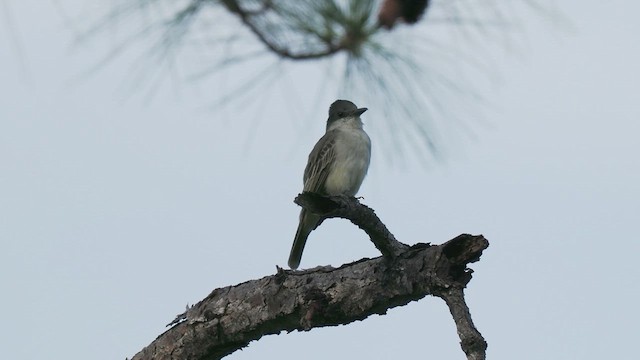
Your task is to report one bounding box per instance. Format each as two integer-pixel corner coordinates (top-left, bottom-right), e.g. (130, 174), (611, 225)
(131, 194), (488, 360)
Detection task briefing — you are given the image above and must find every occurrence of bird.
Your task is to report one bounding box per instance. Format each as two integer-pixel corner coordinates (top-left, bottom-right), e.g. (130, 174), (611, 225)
(288, 100), (371, 270)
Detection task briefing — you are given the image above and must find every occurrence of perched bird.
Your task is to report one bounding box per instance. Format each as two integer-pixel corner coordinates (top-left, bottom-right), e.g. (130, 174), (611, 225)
(288, 100), (371, 269)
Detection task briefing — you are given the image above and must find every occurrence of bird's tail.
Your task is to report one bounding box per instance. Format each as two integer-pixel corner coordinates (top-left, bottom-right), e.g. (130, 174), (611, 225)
(288, 209), (322, 270)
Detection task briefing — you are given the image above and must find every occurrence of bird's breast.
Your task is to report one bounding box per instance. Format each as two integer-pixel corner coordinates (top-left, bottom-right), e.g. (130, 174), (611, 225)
(324, 129), (371, 196)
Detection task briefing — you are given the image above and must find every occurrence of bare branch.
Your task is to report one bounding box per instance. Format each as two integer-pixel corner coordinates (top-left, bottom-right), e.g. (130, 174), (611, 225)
(130, 234), (489, 360)
(294, 192), (409, 258)
(436, 286), (488, 360)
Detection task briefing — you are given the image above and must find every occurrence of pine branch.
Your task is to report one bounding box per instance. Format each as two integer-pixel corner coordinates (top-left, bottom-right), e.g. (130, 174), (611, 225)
(293, 192), (409, 257)
(130, 197), (489, 360)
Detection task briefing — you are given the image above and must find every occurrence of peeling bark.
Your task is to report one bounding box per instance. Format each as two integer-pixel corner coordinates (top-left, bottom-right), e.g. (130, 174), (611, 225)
(131, 236), (487, 360)
(131, 195), (488, 360)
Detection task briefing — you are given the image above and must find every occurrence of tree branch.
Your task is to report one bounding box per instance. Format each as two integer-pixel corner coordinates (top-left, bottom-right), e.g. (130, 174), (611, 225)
(436, 286), (488, 360)
(130, 234), (488, 360)
(220, 0), (345, 60)
(294, 192), (409, 258)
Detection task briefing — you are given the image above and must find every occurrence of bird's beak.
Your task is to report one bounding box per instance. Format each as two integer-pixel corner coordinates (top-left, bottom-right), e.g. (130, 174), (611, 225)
(353, 107), (368, 116)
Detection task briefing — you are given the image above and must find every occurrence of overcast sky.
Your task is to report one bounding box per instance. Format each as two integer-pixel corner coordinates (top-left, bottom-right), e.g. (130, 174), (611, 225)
(1, 1), (639, 359)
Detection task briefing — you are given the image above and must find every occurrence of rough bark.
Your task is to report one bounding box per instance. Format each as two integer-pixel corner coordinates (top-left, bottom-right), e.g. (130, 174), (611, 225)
(131, 195), (488, 360)
(293, 193), (409, 258)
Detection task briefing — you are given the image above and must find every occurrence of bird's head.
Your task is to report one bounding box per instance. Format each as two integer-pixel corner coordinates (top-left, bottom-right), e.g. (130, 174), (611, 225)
(326, 100), (368, 131)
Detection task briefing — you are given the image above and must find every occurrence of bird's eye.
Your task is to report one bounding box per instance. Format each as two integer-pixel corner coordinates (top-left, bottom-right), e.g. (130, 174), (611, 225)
(338, 112), (345, 117)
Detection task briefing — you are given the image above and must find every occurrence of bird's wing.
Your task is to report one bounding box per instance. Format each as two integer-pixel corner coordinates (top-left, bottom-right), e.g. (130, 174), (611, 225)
(303, 130), (338, 193)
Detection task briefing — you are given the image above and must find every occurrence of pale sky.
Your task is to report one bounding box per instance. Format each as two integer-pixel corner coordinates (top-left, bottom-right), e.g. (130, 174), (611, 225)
(1, 1), (639, 359)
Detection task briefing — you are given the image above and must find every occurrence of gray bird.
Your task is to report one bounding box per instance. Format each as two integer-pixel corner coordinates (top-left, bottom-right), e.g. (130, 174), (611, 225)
(288, 100), (371, 269)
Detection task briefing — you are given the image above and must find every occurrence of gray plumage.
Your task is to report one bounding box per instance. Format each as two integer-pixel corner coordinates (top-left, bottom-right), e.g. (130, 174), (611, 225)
(288, 100), (371, 269)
